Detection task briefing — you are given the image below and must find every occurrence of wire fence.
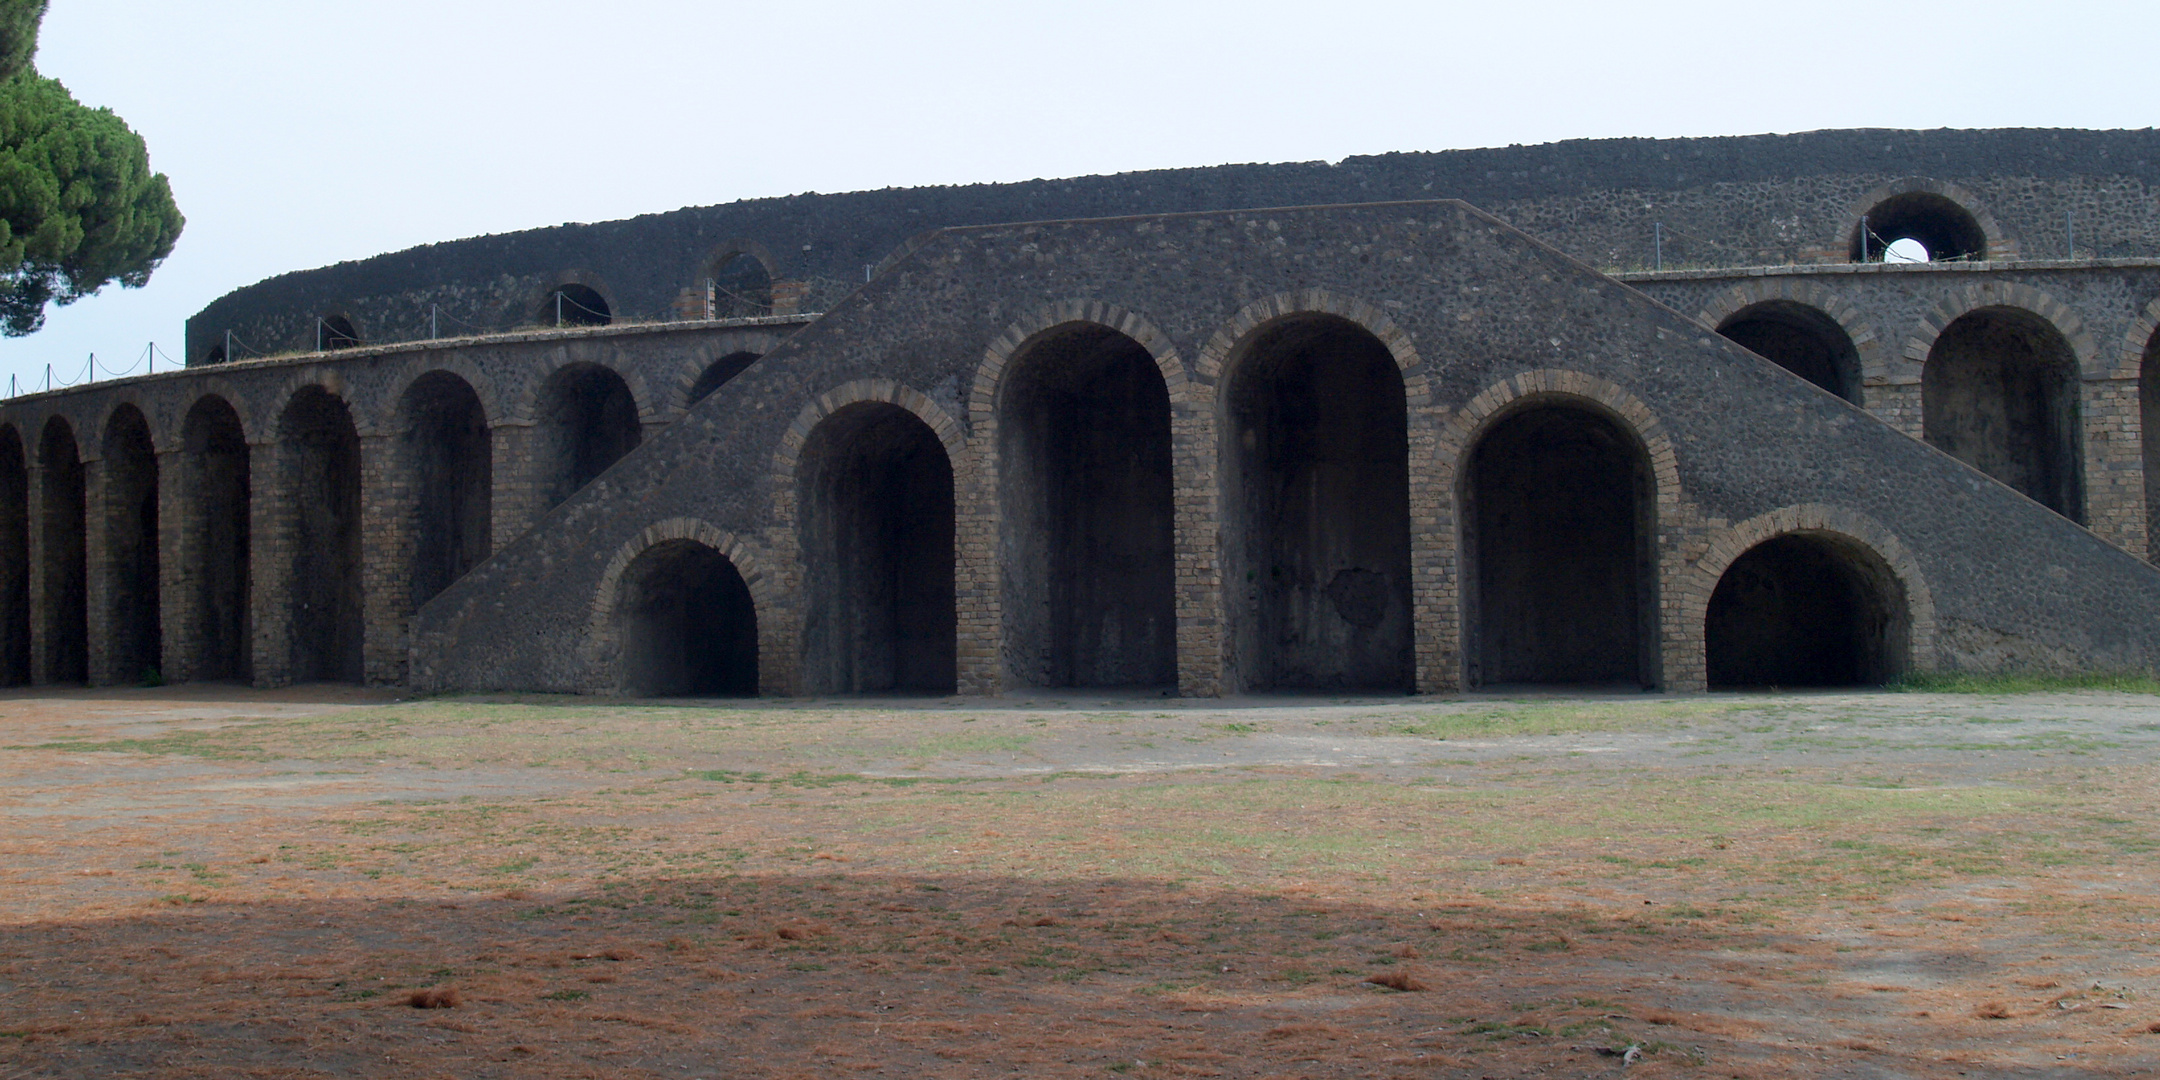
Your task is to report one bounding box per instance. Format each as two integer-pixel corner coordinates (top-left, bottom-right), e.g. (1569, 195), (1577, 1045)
(6, 342), (186, 399)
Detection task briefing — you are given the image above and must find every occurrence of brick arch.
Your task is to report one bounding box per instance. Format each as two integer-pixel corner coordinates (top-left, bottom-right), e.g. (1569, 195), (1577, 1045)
(697, 238), (781, 283)
(769, 377), (967, 525)
(1900, 284), (2103, 379)
(1435, 370), (1682, 513)
(1837, 176), (2015, 262)
(968, 300), (1192, 429)
(1695, 280), (1887, 384)
(582, 517), (785, 694)
(665, 328), (788, 415)
(1195, 288), (1428, 406)
(2122, 296), (2160, 377)
(504, 355), (658, 426)
(1672, 504), (1938, 691)
(260, 372), (359, 438)
(380, 358), (505, 434)
(173, 380), (257, 447)
(519, 269), (620, 327)
(93, 393), (171, 455)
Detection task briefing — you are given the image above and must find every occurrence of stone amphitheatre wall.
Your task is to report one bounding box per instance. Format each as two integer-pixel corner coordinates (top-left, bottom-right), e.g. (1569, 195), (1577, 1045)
(186, 129), (2160, 364)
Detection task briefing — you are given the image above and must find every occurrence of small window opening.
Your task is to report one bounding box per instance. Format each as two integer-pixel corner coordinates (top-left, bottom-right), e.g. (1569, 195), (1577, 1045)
(540, 284), (612, 327)
(319, 315), (360, 350)
(1851, 192), (1987, 263)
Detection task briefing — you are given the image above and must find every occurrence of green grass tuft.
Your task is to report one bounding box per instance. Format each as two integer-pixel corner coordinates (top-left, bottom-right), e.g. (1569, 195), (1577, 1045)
(1891, 671), (2160, 695)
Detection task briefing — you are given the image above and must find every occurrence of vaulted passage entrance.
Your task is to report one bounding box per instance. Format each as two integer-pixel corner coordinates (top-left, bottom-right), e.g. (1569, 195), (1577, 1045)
(0, 427), (26, 685)
(398, 372), (491, 607)
(798, 403), (955, 694)
(537, 363), (641, 511)
(280, 387), (363, 683)
(1923, 307), (2083, 522)
(1706, 533), (1907, 688)
(181, 397), (250, 681)
(1465, 403), (1655, 688)
(102, 405), (160, 683)
(1224, 314), (1411, 692)
(687, 351), (762, 405)
(38, 418), (85, 684)
(616, 540), (757, 696)
(998, 324), (1175, 689)
(1716, 301), (1861, 403)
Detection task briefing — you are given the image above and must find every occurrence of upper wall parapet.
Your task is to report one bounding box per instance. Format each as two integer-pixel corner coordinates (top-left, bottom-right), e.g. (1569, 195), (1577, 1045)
(188, 128), (2160, 366)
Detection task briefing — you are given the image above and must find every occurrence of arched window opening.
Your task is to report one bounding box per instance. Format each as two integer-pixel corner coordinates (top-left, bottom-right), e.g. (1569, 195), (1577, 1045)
(1850, 192), (1987, 263)
(617, 539), (757, 696)
(204, 342), (227, 365)
(687, 351), (762, 405)
(398, 372), (491, 608)
(709, 254), (773, 318)
(0, 427), (28, 685)
(1464, 403), (1656, 689)
(37, 418), (85, 684)
(1706, 533), (1908, 688)
(998, 323), (1176, 690)
(102, 406), (161, 684)
(1923, 306), (2083, 522)
(798, 402), (956, 695)
(319, 315), (360, 350)
(1223, 314), (1411, 692)
(181, 396), (250, 681)
(2143, 329), (2160, 563)
(279, 387), (363, 683)
(1715, 300), (1863, 403)
(537, 363), (641, 510)
(540, 284), (611, 327)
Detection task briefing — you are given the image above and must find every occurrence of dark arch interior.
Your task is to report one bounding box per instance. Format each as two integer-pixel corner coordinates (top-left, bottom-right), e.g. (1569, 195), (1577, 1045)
(400, 372), (491, 608)
(182, 397), (251, 681)
(999, 324), (1175, 689)
(1923, 306), (2084, 522)
(0, 428), (27, 685)
(1707, 533), (1907, 688)
(102, 406), (161, 683)
(1716, 301), (1862, 403)
(280, 387), (363, 683)
(2144, 331), (2160, 563)
(618, 539), (757, 696)
(37, 419), (85, 683)
(687, 351), (761, 405)
(798, 402), (956, 695)
(204, 342), (227, 365)
(1225, 314), (1411, 692)
(542, 284), (611, 327)
(1851, 192), (1987, 262)
(538, 363), (641, 510)
(710, 254), (773, 318)
(320, 315), (359, 350)
(1466, 403), (1655, 689)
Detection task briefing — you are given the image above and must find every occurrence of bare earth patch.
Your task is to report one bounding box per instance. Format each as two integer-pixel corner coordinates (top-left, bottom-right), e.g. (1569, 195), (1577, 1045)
(1, 684), (2157, 1077)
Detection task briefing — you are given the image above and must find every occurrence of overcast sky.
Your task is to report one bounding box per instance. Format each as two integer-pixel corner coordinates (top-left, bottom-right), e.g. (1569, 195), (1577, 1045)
(2, 0), (2154, 393)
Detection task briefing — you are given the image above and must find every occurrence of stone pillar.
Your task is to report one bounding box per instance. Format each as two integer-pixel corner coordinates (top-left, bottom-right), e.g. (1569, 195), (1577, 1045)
(488, 421), (541, 553)
(2083, 375), (2146, 558)
(770, 280), (811, 316)
(950, 434), (1002, 696)
(1169, 388), (1224, 698)
(82, 456), (117, 686)
(1861, 380), (1925, 440)
(358, 433), (408, 686)
(1407, 403), (1459, 694)
(248, 438), (292, 688)
(156, 448), (199, 684)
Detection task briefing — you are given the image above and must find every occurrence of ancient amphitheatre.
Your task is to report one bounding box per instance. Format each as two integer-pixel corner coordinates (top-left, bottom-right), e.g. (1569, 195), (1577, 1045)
(2, 129), (2160, 1077)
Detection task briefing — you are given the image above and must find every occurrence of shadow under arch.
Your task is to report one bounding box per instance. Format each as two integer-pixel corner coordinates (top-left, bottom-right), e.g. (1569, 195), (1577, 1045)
(534, 362), (641, 511)
(101, 403), (161, 683)
(0, 424), (24, 685)
(614, 539), (758, 697)
(277, 385), (364, 684)
(1458, 394), (1658, 690)
(1922, 305), (2084, 522)
(394, 370), (491, 609)
(1706, 531), (1910, 688)
(37, 415), (85, 684)
(1218, 310), (1412, 693)
(1715, 300), (1862, 403)
(180, 395), (251, 682)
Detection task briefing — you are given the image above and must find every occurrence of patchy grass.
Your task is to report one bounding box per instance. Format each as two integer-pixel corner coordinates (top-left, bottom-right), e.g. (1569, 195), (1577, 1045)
(1891, 671), (2160, 695)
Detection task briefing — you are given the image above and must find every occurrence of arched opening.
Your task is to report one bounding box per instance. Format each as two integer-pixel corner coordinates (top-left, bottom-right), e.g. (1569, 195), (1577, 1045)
(0, 426), (28, 685)
(540, 284), (611, 327)
(181, 396), (250, 681)
(616, 539), (757, 696)
(101, 405), (160, 684)
(279, 387), (363, 683)
(1223, 314), (1411, 692)
(1706, 532), (1908, 688)
(709, 254), (773, 318)
(798, 402), (955, 695)
(37, 417), (85, 684)
(686, 351), (762, 405)
(1923, 306), (2084, 522)
(204, 342), (227, 365)
(1715, 301), (1862, 403)
(2144, 328), (2160, 561)
(1850, 192), (1987, 263)
(397, 372), (491, 608)
(536, 363), (641, 510)
(319, 315), (360, 350)
(1464, 402), (1656, 689)
(998, 323), (1175, 690)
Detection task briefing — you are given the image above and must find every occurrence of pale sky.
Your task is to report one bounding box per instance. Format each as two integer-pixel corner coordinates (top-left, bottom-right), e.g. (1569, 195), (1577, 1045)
(3, 0), (2154, 393)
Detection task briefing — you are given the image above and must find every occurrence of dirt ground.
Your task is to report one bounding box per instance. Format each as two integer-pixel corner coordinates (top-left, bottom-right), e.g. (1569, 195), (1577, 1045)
(1, 684), (2157, 1079)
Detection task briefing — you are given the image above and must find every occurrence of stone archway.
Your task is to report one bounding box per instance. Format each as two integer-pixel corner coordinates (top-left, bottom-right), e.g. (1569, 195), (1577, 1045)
(1705, 531), (1910, 688)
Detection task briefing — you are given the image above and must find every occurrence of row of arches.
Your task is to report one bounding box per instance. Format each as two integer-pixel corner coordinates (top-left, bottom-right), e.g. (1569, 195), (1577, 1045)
(609, 314), (1915, 698)
(1713, 299), (2087, 524)
(0, 346), (762, 687)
